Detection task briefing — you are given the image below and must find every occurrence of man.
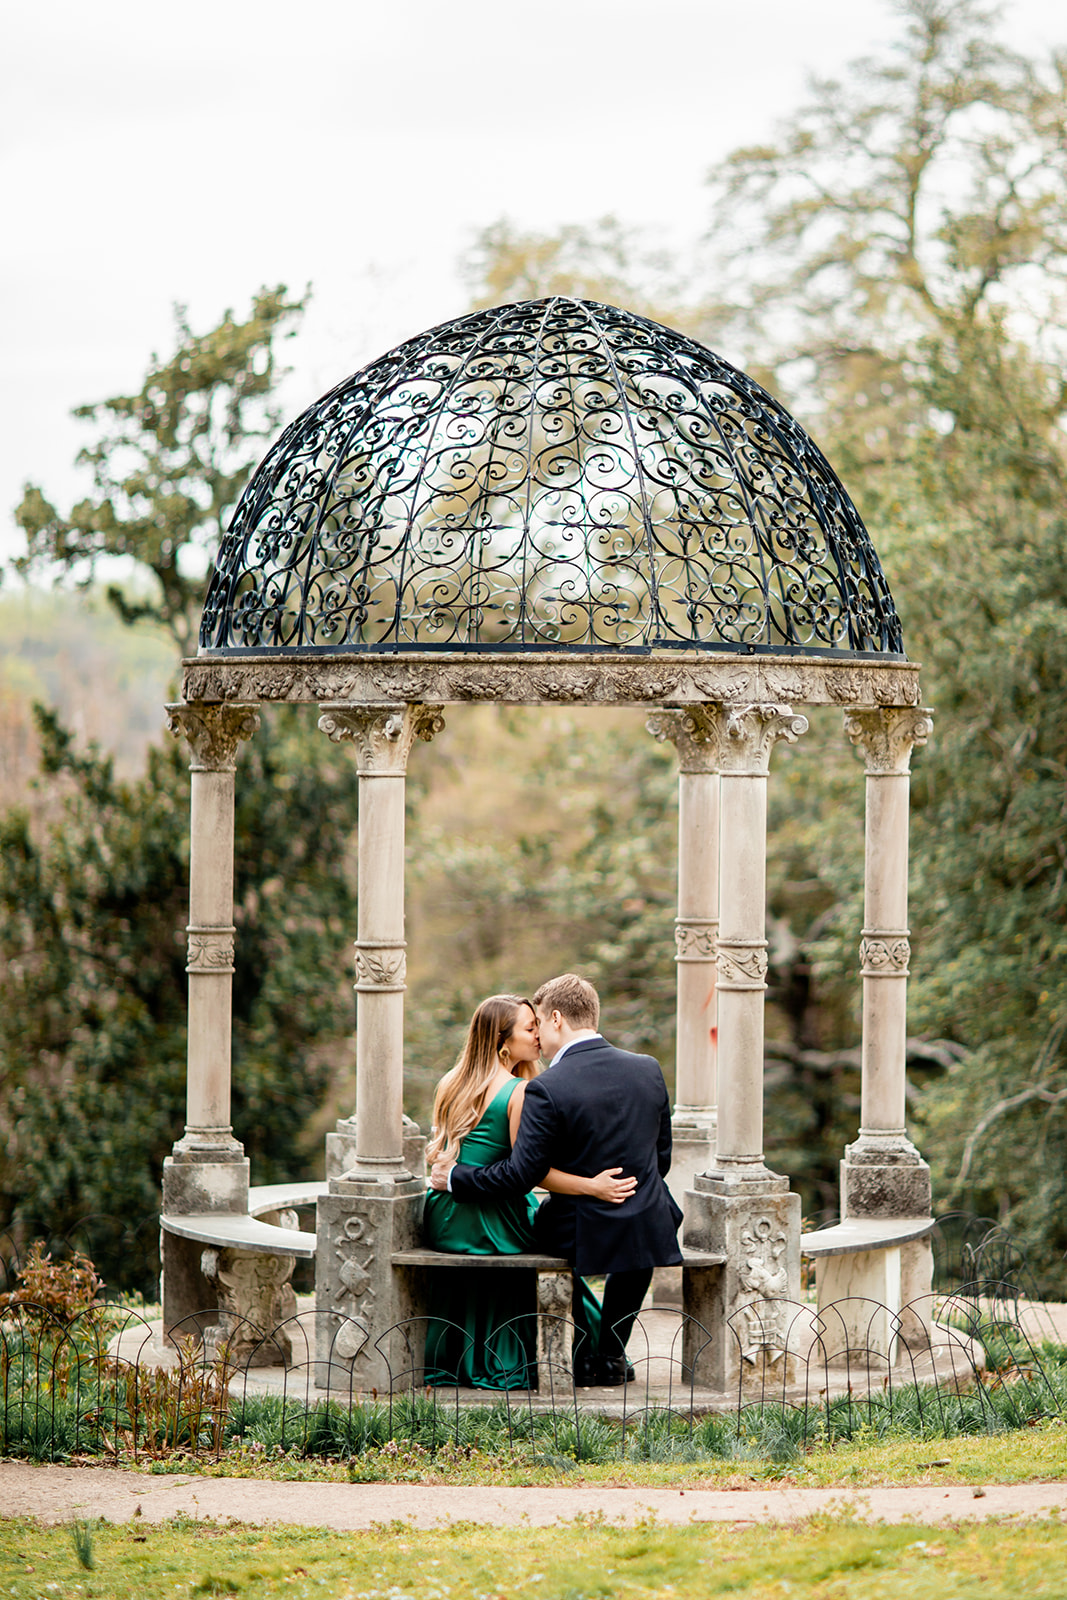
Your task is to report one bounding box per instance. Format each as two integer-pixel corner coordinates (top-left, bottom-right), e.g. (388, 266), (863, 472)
(430, 973), (683, 1385)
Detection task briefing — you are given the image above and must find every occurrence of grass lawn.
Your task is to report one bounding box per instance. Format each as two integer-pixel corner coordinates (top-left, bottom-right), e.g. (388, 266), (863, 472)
(4, 1513), (1067, 1598)
(173, 1415), (1067, 1487)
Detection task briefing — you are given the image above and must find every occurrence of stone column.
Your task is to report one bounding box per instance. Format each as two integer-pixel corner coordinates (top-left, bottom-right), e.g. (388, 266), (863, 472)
(682, 704), (808, 1391)
(314, 702), (444, 1391)
(841, 707), (935, 1340)
(646, 708), (720, 1207)
(161, 702), (259, 1337)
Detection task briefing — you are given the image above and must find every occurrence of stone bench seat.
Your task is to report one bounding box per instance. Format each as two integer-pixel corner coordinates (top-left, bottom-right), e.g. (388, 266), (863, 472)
(390, 1248), (725, 1392)
(800, 1216), (935, 1256)
(800, 1216), (936, 1360)
(160, 1211), (316, 1258)
(247, 1181), (329, 1219)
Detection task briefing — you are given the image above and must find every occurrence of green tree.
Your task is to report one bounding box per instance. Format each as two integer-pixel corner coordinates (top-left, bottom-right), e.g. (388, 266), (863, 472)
(0, 705), (356, 1295)
(458, 1), (1067, 1277)
(13, 286), (306, 649)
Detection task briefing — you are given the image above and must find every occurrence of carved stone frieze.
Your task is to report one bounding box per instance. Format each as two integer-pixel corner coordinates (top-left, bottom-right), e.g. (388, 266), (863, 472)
(646, 706), (722, 773)
(317, 703), (445, 774)
(859, 931), (911, 976)
(166, 703), (259, 771)
(182, 652), (922, 710)
(675, 918), (718, 961)
(186, 924), (236, 974)
(716, 939), (769, 990)
(844, 707), (934, 775)
(354, 941), (407, 992)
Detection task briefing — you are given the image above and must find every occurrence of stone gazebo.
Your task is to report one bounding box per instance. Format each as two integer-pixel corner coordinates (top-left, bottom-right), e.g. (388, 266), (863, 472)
(162, 297), (933, 1391)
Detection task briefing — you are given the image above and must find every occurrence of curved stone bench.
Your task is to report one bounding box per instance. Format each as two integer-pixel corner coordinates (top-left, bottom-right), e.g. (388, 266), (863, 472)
(247, 1181), (329, 1220)
(801, 1216), (936, 1358)
(392, 1246), (726, 1393)
(160, 1211), (316, 1257)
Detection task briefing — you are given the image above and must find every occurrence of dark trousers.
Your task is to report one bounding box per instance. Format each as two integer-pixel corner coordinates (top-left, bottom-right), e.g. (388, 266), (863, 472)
(571, 1268), (653, 1367)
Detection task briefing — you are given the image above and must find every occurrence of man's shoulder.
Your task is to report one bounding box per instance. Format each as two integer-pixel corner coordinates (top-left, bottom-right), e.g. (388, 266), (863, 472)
(563, 1037), (662, 1073)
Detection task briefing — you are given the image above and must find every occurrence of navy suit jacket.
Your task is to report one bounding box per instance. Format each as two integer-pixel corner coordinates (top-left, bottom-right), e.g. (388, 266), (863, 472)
(450, 1036), (683, 1274)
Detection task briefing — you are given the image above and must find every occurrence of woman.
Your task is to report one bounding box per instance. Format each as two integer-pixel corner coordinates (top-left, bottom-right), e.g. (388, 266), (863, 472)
(422, 993), (632, 1389)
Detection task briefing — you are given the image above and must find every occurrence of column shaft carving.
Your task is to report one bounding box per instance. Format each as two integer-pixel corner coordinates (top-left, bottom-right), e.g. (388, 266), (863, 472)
(705, 703), (807, 1178)
(318, 704), (443, 1183)
(842, 706), (933, 1215)
(164, 703), (259, 1163)
(647, 708), (720, 1172)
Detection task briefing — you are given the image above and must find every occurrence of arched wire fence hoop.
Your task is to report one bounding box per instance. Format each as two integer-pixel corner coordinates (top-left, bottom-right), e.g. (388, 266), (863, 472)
(3, 1286), (1064, 1466)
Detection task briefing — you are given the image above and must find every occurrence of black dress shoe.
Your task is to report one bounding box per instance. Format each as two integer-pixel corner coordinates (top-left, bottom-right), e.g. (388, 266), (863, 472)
(594, 1358), (636, 1386)
(573, 1361), (599, 1386)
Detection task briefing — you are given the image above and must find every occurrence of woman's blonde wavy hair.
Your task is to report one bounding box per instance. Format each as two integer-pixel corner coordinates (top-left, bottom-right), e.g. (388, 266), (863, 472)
(426, 993), (537, 1163)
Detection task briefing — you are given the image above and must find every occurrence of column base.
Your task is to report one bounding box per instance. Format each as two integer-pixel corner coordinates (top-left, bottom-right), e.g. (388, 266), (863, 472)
(683, 1171), (801, 1392)
(841, 1137), (931, 1218)
(161, 1151), (250, 1341)
(664, 1109), (716, 1211)
(325, 1116), (425, 1184)
(314, 1176), (426, 1391)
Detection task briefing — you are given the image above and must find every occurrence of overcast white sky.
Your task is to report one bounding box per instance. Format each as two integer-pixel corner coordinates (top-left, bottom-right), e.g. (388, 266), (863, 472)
(2, 0), (1062, 569)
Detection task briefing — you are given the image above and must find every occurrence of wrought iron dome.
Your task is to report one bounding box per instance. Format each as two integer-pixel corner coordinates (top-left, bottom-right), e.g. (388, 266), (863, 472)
(199, 298), (905, 659)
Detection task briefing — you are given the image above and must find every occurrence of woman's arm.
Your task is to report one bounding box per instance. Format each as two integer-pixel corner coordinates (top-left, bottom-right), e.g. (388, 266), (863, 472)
(507, 1078), (636, 1202)
(542, 1166), (637, 1203)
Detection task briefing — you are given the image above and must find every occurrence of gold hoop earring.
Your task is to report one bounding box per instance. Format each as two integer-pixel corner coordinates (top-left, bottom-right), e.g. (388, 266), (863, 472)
(499, 1046), (512, 1069)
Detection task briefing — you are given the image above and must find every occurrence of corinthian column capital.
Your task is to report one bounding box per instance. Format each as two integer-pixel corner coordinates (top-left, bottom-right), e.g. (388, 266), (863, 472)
(317, 703), (445, 775)
(844, 707), (934, 775)
(646, 706), (722, 773)
(166, 703), (260, 771)
(706, 703), (808, 775)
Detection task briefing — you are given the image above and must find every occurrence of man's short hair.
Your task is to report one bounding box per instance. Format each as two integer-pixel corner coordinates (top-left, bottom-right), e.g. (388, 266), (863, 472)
(533, 973), (600, 1029)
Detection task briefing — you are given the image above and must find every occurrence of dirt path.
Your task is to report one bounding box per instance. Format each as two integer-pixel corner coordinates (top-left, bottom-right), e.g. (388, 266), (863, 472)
(3, 1463), (1067, 1529)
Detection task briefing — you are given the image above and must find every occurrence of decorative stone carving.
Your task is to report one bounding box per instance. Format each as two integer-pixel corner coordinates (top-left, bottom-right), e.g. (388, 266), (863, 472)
(716, 939), (769, 990)
(844, 707), (934, 775)
(711, 704), (810, 775)
(646, 706), (721, 773)
(859, 932), (911, 976)
(332, 1210), (377, 1337)
(353, 941), (407, 992)
(182, 653), (923, 711)
(737, 1216), (791, 1365)
(317, 702), (445, 774)
(186, 925), (236, 974)
(200, 1229), (298, 1368)
(675, 918), (718, 961)
(166, 703), (259, 771)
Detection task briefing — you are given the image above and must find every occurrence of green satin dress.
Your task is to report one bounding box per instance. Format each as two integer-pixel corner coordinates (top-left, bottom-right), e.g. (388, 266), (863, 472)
(422, 1078), (601, 1389)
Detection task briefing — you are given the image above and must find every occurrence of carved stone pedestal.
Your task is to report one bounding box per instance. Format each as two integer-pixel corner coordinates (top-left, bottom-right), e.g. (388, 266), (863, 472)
(682, 1173), (801, 1392)
(315, 1175), (425, 1391)
(201, 1217), (298, 1368)
(161, 1151), (249, 1342)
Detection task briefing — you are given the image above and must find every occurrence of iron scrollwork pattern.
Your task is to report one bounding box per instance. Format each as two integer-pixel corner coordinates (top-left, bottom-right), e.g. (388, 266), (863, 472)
(201, 298), (905, 658)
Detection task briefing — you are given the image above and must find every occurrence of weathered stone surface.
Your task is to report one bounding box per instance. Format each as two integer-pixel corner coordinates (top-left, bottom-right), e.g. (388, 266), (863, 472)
(841, 1152), (932, 1218)
(183, 653), (922, 711)
(314, 1179), (425, 1392)
(201, 1213), (299, 1368)
(160, 1154), (251, 1341)
(683, 1178), (801, 1392)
